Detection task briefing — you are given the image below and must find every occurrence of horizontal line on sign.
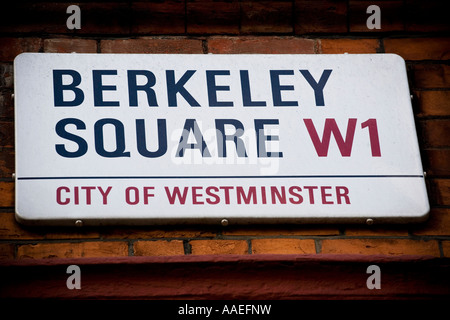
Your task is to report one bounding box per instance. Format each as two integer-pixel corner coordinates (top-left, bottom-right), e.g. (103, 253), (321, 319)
(17, 175), (424, 180)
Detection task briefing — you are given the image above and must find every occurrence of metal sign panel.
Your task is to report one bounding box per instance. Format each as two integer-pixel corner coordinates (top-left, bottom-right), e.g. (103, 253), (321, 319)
(14, 53), (429, 225)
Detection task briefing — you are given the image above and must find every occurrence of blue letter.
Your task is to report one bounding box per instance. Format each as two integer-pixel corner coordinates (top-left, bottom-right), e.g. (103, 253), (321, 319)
(94, 118), (130, 157)
(206, 70), (233, 107)
(166, 70), (200, 107)
(55, 118), (88, 158)
(128, 70), (158, 107)
(240, 70), (266, 107)
(270, 70), (298, 107)
(53, 70), (84, 107)
(299, 69), (332, 107)
(136, 119), (167, 158)
(93, 70), (119, 107)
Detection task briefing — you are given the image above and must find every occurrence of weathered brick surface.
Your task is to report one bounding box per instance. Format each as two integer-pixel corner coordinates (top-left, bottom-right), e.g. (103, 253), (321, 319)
(429, 179), (450, 206)
(419, 119), (450, 148)
(241, 1), (293, 34)
(187, 0), (240, 34)
(0, 243), (14, 259)
(0, 182), (14, 207)
(443, 241), (450, 258)
(383, 38), (450, 61)
(0, 38), (41, 62)
(100, 38), (204, 54)
(424, 149), (450, 176)
(190, 240), (248, 255)
(17, 241), (129, 259)
(207, 36), (316, 54)
(43, 38), (97, 53)
(410, 208), (450, 236)
(320, 38), (379, 53)
(295, 0), (347, 34)
(415, 91), (450, 117)
(133, 240), (185, 256)
(223, 226), (339, 236)
(0, 212), (100, 240)
(410, 64), (450, 89)
(251, 238), (316, 254)
(0, 147), (14, 178)
(321, 239), (441, 256)
(131, 1), (185, 35)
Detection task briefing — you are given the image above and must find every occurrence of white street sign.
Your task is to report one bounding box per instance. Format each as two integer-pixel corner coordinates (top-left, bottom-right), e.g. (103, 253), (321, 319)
(14, 53), (429, 225)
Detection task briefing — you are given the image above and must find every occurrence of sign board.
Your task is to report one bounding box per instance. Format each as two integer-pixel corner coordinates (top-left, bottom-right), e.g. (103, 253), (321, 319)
(14, 53), (429, 226)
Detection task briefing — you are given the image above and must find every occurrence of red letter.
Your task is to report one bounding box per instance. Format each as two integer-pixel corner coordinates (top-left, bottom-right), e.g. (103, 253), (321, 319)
(361, 119), (381, 157)
(98, 186), (112, 205)
(219, 186), (234, 204)
(206, 186), (220, 205)
(165, 186), (189, 205)
(125, 186), (139, 205)
(56, 186), (70, 205)
(289, 186), (303, 204)
(304, 118), (357, 157)
(143, 187), (154, 204)
(336, 186), (350, 204)
(321, 186), (333, 204)
(304, 186), (318, 204)
(237, 186), (257, 204)
(192, 186), (204, 204)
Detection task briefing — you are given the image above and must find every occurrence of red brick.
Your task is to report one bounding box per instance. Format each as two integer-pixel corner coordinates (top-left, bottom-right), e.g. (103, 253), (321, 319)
(17, 241), (129, 259)
(0, 148), (14, 179)
(0, 243), (14, 259)
(410, 208), (450, 236)
(208, 36), (316, 54)
(223, 226), (339, 237)
(251, 238), (316, 254)
(384, 38), (450, 61)
(0, 64), (13, 89)
(0, 121), (13, 148)
(73, 2), (131, 35)
(101, 227), (216, 239)
(320, 38), (379, 53)
(321, 238), (440, 256)
(404, 0), (450, 32)
(443, 241), (450, 257)
(0, 38), (41, 62)
(429, 179), (450, 206)
(0, 212), (100, 240)
(415, 91), (450, 117)
(0, 3), (68, 34)
(241, 1), (293, 34)
(100, 38), (204, 54)
(424, 149), (450, 176)
(349, 0), (404, 32)
(133, 240), (184, 256)
(0, 92), (14, 120)
(131, 1), (185, 34)
(295, 0), (347, 34)
(0, 182), (14, 207)
(43, 38), (97, 53)
(411, 64), (450, 89)
(419, 119), (450, 148)
(187, 0), (240, 34)
(190, 240), (248, 255)
(344, 226), (409, 237)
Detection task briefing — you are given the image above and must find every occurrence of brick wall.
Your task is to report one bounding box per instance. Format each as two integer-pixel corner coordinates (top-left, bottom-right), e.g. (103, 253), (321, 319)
(0, 1), (449, 263)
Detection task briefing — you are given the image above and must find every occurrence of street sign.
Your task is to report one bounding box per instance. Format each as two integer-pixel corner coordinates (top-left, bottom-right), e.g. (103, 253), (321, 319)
(14, 53), (429, 225)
